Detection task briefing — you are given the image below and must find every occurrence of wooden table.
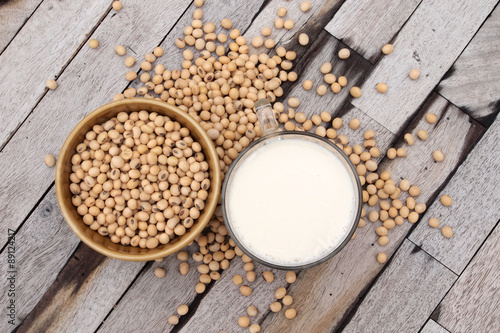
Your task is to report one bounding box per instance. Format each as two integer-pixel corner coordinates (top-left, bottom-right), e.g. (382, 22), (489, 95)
(1, 0), (500, 332)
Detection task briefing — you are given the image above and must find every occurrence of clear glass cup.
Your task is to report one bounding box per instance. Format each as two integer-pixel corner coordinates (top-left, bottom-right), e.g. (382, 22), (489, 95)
(221, 100), (362, 270)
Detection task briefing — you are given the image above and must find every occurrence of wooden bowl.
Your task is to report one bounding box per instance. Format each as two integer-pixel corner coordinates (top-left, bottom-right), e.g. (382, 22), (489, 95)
(55, 99), (221, 261)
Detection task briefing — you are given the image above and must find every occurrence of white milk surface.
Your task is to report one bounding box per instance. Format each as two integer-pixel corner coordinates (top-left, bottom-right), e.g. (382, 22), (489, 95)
(227, 137), (357, 267)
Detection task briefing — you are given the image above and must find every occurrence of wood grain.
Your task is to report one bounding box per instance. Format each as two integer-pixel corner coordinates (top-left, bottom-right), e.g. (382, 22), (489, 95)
(0, 0), (192, 249)
(15, 245), (143, 333)
(351, 0), (498, 134)
(340, 240), (457, 333)
(432, 221), (500, 332)
(97, 243), (199, 333)
(420, 319), (451, 333)
(127, 0), (268, 95)
(257, 93), (482, 333)
(437, 4), (500, 126)
(409, 113), (500, 274)
(0, 188), (80, 331)
(0, 0), (43, 53)
(266, 30), (372, 119)
(0, 0), (111, 149)
(177, 259), (287, 333)
(325, 0), (421, 63)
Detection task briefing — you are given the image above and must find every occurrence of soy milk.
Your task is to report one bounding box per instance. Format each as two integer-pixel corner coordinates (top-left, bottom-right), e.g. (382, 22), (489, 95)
(226, 137), (357, 267)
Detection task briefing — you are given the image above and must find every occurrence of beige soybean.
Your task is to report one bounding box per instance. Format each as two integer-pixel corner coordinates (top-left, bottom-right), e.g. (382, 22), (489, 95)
(302, 80), (313, 90)
(349, 118), (361, 130)
(275, 287), (287, 299)
(115, 45), (126, 55)
(417, 129), (429, 140)
(270, 302), (282, 312)
(300, 1), (311, 12)
(285, 308), (297, 319)
(442, 226), (454, 238)
(299, 33), (309, 46)
(377, 252), (387, 264)
(177, 304), (189, 316)
(426, 113), (438, 124)
(350, 86), (362, 98)
(285, 271), (296, 283)
(44, 154), (56, 167)
(404, 133), (415, 146)
(338, 48), (350, 59)
(263, 271), (274, 282)
(381, 44), (394, 54)
(409, 69), (421, 80)
(428, 217), (440, 228)
(238, 316), (250, 328)
(89, 39), (99, 49)
(433, 150), (444, 162)
(168, 315), (179, 325)
(441, 195), (452, 206)
(240, 285), (252, 296)
(154, 267), (166, 278)
(46, 79), (57, 90)
(376, 82), (388, 93)
(247, 305), (258, 317)
(282, 295), (293, 306)
(249, 324), (261, 333)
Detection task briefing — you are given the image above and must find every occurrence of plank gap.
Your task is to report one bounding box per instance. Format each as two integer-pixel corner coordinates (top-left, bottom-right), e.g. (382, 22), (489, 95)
(93, 261), (152, 333)
(0, 0), (45, 55)
(0, 4), (113, 152)
(0, 181), (54, 254)
(331, 232), (414, 332)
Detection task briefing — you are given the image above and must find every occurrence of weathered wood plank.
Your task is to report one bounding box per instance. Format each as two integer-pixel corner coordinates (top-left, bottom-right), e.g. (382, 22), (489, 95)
(325, 0), (421, 63)
(432, 221), (500, 332)
(127, 0), (268, 97)
(341, 240), (457, 333)
(0, 0), (111, 148)
(97, 243), (199, 333)
(177, 260), (286, 333)
(351, 0), (497, 134)
(0, 0), (43, 53)
(409, 114), (500, 274)
(15, 245), (143, 333)
(437, 4), (500, 126)
(0, 188), (80, 331)
(266, 30), (372, 119)
(0, 0), (192, 249)
(257, 93), (483, 333)
(420, 319), (451, 333)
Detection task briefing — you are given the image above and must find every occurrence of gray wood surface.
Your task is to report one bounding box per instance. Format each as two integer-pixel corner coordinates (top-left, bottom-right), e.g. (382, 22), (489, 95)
(16, 246), (143, 333)
(0, 0), (43, 53)
(0, 0), (191, 249)
(0, 0), (111, 149)
(0, 188), (80, 331)
(0, 0), (499, 331)
(271, 30), (372, 119)
(420, 319), (451, 333)
(432, 221), (500, 332)
(98, 243), (200, 333)
(341, 240), (457, 333)
(351, 0), (498, 134)
(178, 260), (287, 333)
(409, 114), (500, 274)
(325, 0), (421, 63)
(437, 4), (500, 126)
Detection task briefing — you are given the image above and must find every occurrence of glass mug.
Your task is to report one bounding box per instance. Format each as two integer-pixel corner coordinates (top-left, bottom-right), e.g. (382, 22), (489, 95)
(221, 100), (362, 270)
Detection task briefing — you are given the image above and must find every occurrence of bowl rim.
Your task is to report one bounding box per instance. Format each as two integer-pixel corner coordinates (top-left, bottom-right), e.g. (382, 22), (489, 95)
(55, 98), (221, 261)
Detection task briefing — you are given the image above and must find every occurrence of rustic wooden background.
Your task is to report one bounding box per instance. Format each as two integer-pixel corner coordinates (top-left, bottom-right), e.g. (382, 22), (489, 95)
(1, 0), (499, 332)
